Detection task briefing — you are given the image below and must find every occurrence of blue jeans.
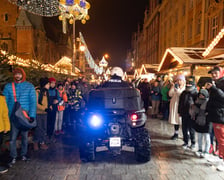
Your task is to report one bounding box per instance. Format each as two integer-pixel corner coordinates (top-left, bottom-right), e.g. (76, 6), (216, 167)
(197, 132), (211, 153)
(10, 122), (28, 158)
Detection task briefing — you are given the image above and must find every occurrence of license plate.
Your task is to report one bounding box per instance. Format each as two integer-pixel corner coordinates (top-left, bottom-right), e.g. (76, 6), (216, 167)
(109, 137), (121, 147)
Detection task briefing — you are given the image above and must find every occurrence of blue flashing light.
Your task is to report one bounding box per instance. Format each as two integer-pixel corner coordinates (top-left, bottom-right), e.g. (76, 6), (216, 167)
(89, 114), (103, 128)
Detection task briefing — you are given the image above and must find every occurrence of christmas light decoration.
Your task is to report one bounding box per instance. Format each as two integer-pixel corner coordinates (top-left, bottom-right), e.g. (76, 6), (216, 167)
(8, 0), (60, 17)
(79, 32), (104, 74)
(58, 0), (90, 33)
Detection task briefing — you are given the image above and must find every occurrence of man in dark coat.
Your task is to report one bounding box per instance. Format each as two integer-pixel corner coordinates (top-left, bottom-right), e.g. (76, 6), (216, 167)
(101, 67), (130, 88)
(178, 76), (198, 150)
(205, 66), (224, 171)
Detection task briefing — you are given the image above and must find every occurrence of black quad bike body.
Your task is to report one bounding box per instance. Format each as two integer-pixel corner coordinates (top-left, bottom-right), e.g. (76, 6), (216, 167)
(79, 87), (151, 162)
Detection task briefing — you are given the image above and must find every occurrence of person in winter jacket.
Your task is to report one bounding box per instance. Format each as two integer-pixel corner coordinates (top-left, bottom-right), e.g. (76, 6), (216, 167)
(138, 78), (150, 112)
(3, 67), (36, 166)
(101, 67), (130, 88)
(150, 80), (161, 118)
(0, 94), (10, 174)
(169, 74), (186, 140)
(55, 82), (67, 135)
(67, 82), (83, 127)
(47, 77), (60, 141)
(190, 89), (210, 158)
(178, 76), (198, 150)
(205, 66), (224, 171)
(33, 77), (49, 151)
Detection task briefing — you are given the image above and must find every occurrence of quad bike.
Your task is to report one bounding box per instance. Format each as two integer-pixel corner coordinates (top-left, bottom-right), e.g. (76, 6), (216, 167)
(78, 87), (151, 162)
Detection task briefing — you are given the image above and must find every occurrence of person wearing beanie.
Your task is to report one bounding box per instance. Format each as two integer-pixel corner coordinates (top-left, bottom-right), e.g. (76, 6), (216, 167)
(205, 66), (224, 171)
(190, 88), (210, 158)
(33, 77), (50, 151)
(47, 77), (61, 142)
(178, 76), (198, 150)
(168, 74), (186, 140)
(3, 67), (37, 166)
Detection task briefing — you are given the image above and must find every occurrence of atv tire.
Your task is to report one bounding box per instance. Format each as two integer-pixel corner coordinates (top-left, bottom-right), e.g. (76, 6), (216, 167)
(79, 139), (95, 162)
(133, 127), (151, 162)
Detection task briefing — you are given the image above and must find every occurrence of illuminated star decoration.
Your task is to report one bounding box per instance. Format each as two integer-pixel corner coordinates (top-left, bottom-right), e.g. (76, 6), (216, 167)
(58, 0), (90, 33)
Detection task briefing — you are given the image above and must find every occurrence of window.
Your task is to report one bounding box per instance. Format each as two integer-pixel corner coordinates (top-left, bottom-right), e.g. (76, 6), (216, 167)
(181, 27), (185, 44)
(1, 43), (8, 51)
(196, 15), (201, 35)
(189, 0), (193, 9)
(188, 19), (193, 39)
(211, 16), (218, 39)
(4, 13), (8, 22)
(182, 4), (186, 16)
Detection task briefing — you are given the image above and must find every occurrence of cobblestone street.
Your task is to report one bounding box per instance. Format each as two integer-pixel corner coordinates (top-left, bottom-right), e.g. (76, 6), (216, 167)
(1, 117), (224, 180)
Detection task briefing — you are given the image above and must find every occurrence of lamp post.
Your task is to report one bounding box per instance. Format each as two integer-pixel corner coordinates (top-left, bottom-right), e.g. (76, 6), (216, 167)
(58, 0), (90, 73)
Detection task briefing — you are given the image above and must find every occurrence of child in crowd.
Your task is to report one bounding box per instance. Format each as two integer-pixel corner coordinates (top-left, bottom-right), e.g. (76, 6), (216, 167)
(190, 89), (211, 157)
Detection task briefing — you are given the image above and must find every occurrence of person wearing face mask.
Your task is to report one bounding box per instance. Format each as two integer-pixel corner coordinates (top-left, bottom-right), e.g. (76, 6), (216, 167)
(205, 66), (224, 171)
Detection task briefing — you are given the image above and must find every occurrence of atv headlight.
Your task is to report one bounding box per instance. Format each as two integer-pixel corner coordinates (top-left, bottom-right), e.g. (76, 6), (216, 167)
(89, 114), (103, 128)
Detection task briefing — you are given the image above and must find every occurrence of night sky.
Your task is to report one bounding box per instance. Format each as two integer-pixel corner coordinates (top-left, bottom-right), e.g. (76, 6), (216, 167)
(75, 0), (149, 68)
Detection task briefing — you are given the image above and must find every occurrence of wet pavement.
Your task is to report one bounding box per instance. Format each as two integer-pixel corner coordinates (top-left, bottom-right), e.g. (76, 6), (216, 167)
(1, 117), (224, 180)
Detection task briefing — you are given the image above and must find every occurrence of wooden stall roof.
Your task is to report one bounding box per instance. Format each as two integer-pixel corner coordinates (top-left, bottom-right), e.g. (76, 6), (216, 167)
(140, 64), (159, 75)
(158, 47), (223, 72)
(203, 28), (224, 59)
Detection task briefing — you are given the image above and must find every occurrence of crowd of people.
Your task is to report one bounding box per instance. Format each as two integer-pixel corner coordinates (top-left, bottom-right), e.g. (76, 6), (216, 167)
(0, 65), (224, 174)
(137, 65), (224, 172)
(0, 67), (92, 173)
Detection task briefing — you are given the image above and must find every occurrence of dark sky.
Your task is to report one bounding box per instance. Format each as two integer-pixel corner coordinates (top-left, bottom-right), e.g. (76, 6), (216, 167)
(75, 0), (149, 68)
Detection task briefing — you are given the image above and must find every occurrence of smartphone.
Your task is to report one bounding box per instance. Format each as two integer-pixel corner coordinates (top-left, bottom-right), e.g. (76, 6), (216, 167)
(174, 83), (179, 89)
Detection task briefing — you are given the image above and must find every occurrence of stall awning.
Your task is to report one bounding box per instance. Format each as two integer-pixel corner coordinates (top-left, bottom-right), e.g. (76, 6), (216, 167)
(203, 28), (224, 59)
(140, 64), (159, 75)
(158, 47), (223, 72)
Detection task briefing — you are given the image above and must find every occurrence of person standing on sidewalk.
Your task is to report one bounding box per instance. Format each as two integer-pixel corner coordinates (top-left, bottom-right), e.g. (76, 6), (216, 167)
(205, 66), (224, 171)
(33, 77), (49, 151)
(3, 67), (36, 166)
(55, 82), (67, 135)
(47, 77), (60, 142)
(168, 74), (185, 140)
(190, 89), (211, 158)
(0, 94), (10, 174)
(178, 77), (198, 150)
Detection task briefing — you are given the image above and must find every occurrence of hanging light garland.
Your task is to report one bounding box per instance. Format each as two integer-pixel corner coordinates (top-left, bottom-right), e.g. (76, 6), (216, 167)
(58, 0), (90, 33)
(8, 0), (60, 17)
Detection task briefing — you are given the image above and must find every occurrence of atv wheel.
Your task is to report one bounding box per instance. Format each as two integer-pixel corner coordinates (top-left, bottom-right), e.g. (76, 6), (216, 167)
(133, 127), (151, 162)
(79, 139), (95, 162)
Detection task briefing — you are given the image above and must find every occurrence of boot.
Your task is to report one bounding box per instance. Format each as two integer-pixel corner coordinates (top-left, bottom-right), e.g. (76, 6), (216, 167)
(209, 144), (214, 154)
(33, 142), (39, 151)
(39, 143), (48, 150)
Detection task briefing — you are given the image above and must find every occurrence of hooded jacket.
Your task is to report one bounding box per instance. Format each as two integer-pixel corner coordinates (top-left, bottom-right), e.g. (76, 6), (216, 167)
(3, 68), (37, 118)
(0, 95), (10, 132)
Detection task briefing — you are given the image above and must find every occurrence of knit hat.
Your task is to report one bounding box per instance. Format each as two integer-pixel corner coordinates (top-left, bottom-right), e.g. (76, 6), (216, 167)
(176, 74), (185, 81)
(13, 67), (26, 83)
(199, 89), (209, 98)
(49, 77), (56, 83)
(39, 77), (49, 88)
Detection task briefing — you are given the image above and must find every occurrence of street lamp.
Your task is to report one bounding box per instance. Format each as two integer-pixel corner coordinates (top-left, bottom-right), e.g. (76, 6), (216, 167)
(58, 0), (90, 73)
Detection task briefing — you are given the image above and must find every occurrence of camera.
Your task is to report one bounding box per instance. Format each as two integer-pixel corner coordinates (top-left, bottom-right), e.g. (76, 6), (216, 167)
(174, 83), (179, 89)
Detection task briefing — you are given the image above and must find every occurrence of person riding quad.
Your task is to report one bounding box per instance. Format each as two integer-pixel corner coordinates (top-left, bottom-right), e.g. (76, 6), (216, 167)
(101, 67), (131, 88)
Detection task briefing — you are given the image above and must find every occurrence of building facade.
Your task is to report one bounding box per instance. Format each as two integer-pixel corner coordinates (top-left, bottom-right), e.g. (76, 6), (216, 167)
(132, 0), (224, 69)
(0, 0), (72, 64)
